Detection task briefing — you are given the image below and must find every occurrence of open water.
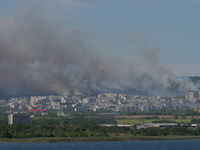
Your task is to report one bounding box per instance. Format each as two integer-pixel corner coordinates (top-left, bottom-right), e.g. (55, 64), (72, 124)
(0, 140), (200, 150)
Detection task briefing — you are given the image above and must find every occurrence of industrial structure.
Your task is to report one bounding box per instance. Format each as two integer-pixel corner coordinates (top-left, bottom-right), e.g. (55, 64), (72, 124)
(8, 114), (30, 125)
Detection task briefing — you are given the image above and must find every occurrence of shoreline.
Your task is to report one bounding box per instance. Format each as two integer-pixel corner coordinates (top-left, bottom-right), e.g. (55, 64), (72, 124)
(1, 136), (200, 143)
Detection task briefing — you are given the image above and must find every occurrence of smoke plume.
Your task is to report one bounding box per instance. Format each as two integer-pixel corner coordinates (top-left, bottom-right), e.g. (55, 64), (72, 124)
(0, 2), (198, 98)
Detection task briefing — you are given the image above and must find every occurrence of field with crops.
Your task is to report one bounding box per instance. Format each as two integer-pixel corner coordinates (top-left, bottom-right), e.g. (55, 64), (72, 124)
(115, 115), (200, 124)
(115, 115), (200, 119)
(116, 119), (191, 124)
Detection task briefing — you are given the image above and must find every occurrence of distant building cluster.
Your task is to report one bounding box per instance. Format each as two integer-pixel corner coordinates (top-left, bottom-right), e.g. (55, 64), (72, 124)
(185, 91), (200, 102)
(1, 92), (200, 114)
(73, 92), (200, 112)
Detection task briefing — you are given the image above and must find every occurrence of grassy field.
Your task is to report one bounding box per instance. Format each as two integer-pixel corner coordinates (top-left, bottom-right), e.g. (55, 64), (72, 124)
(116, 119), (192, 124)
(115, 115), (200, 124)
(115, 115), (200, 119)
(31, 117), (62, 120)
(116, 115), (174, 119)
(1, 136), (200, 143)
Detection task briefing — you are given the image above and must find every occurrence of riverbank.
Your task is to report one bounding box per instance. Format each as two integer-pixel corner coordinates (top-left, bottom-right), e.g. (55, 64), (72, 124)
(1, 136), (200, 143)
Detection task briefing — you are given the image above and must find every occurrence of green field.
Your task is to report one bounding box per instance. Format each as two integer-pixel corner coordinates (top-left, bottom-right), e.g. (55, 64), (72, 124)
(116, 119), (192, 124)
(1, 136), (200, 143)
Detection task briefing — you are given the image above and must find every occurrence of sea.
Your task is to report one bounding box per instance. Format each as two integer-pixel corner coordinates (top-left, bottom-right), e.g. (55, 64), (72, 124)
(0, 140), (199, 150)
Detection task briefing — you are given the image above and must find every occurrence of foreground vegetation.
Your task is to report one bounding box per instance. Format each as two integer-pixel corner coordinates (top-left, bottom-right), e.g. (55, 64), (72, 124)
(1, 108), (200, 142)
(1, 121), (200, 139)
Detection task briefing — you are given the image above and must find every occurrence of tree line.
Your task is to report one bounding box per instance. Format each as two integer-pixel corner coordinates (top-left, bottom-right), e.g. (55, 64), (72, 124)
(1, 123), (200, 138)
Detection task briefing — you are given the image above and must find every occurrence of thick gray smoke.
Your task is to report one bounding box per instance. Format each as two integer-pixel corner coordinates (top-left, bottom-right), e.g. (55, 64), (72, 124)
(0, 2), (198, 98)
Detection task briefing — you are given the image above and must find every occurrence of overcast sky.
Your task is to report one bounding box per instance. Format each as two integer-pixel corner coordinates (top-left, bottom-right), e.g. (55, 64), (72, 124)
(1, 0), (200, 76)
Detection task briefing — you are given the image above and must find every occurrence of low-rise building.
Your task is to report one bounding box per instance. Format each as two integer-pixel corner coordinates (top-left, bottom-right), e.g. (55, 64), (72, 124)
(8, 114), (30, 125)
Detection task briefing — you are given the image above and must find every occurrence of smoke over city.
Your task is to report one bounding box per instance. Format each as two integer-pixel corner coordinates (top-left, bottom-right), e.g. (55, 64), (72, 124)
(0, 2), (198, 98)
